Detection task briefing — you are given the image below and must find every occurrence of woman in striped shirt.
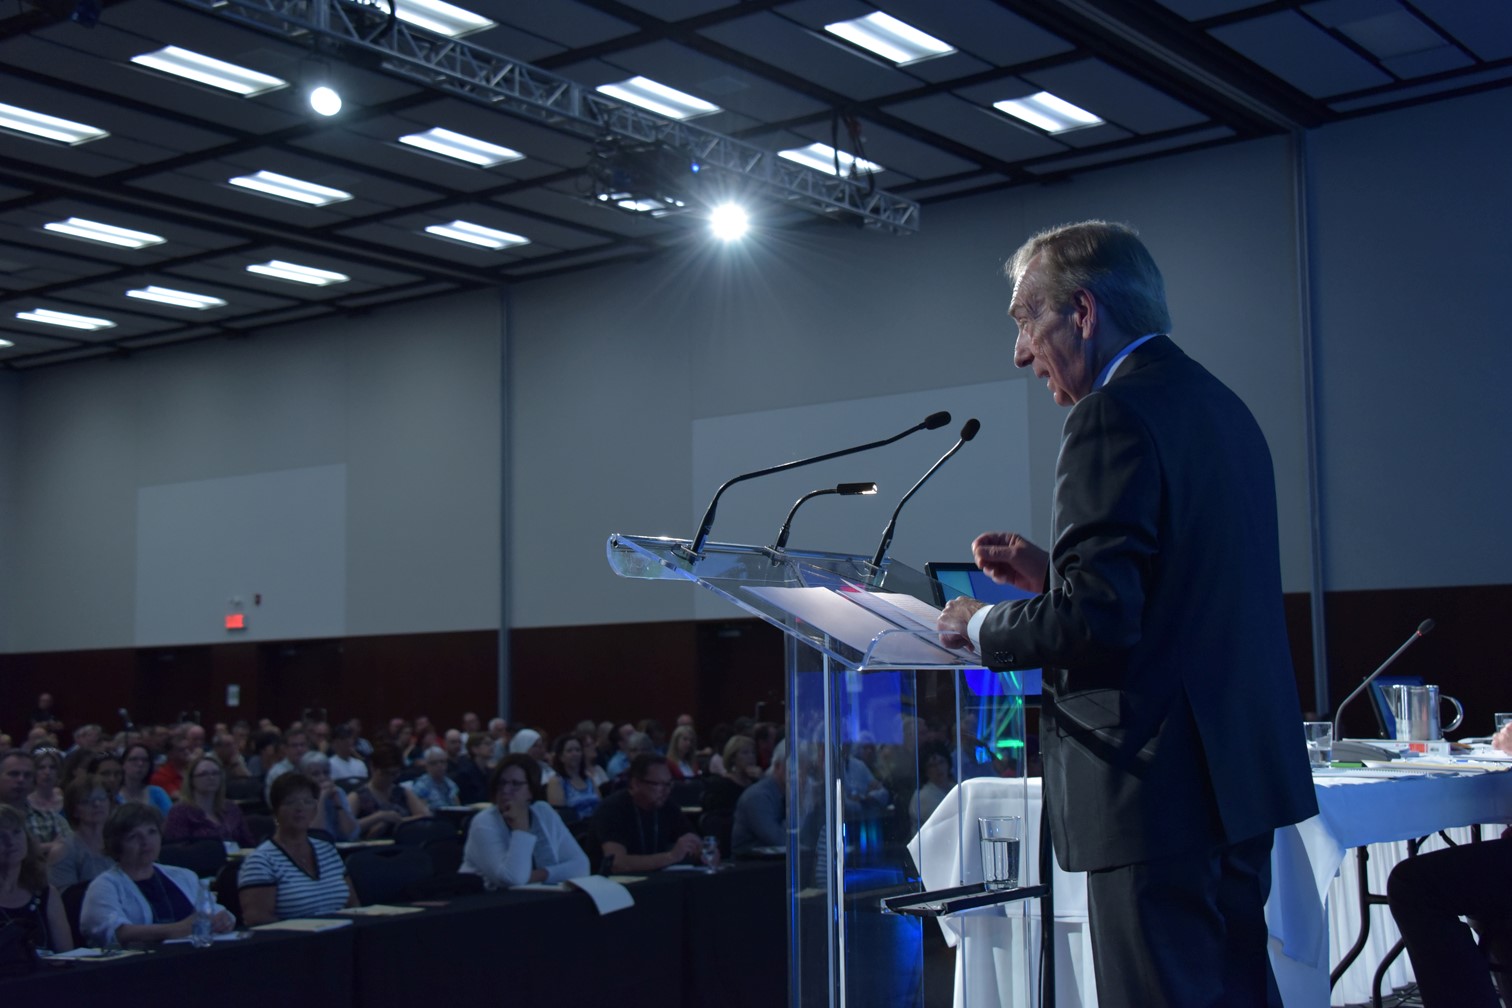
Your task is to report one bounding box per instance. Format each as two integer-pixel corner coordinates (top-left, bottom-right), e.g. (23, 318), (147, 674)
(239, 772), (355, 924)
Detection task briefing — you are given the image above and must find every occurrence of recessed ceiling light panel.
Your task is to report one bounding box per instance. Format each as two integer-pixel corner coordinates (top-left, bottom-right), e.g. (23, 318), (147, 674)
(596, 77), (721, 120)
(777, 142), (884, 177)
(126, 286), (228, 310)
(824, 12), (955, 65)
(0, 102), (109, 145)
(130, 45), (288, 97)
(228, 170), (353, 206)
(246, 260), (349, 286)
(391, 0), (496, 38)
(424, 220), (530, 249)
(993, 91), (1103, 134)
(16, 308), (116, 331)
(399, 127), (523, 167)
(43, 217), (166, 249)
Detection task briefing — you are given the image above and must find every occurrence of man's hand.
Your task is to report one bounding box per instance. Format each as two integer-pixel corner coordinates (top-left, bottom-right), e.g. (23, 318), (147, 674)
(972, 532), (1049, 592)
(1493, 723), (1512, 756)
(937, 597), (987, 651)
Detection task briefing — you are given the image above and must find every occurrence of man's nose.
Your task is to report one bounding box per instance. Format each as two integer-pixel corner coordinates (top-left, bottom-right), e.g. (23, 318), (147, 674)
(1013, 330), (1032, 368)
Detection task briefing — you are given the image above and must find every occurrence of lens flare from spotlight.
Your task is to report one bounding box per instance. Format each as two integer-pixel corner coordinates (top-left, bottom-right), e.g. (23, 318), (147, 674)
(710, 203), (748, 241)
(309, 86), (342, 116)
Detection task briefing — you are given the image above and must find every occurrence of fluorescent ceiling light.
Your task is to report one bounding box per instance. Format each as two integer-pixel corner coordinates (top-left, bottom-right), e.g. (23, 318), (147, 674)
(424, 220), (530, 249)
(0, 338), (12, 349)
(388, 0), (495, 38)
(130, 45), (287, 97)
(399, 127), (523, 167)
(246, 260), (349, 286)
(43, 217), (165, 249)
(126, 286), (227, 310)
(824, 12), (955, 65)
(777, 142), (884, 176)
(993, 91), (1103, 134)
(16, 308), (116, 331)
(0, 102), (109, 145)
(228, 170), (353, 206)
(596, 76), (721, 120)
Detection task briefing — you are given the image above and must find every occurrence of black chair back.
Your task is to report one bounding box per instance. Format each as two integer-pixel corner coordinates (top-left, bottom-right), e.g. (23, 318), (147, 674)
(158, 837), (228, 877)
(225, 776), (265, 803)
(345, 846), (433, 905)
(421, 836), (464, 878)
(245, 814), (275, 846)
(213, 860), (242, 926)
(394, 817), (457, 847)
(61, 881), (89, 948)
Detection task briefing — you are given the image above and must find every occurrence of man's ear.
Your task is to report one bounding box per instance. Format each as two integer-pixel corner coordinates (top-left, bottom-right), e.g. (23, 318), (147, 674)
(1071, 288), (1099, 340)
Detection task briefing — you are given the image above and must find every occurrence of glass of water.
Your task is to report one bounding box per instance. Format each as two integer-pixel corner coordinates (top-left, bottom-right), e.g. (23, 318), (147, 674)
(978, 815), (1022, 891)
(1304, 721), (1333, 767)
(1494, 713), (1512, 734)
(700, 835), (720, 870)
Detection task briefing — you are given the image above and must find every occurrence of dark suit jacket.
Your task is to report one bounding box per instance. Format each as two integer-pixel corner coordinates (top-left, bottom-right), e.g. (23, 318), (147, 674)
(978, 336), (1317, 873)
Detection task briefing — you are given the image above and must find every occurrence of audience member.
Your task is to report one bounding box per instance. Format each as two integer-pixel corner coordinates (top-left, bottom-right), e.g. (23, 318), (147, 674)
(702, 735), (760, 820)
(239, 773), (356, 924)
(0, 803), (72, 954)
(66, 723), (103, 758)
(451, 732), (492, 805)
(28, 748), (65, 819)
(842, 742), (890, 817)
(148, 727), (194, 800)
(910, 743), (954, 830)
(346, 718), (373, 759)
(349, 745), (425, 838)
(509, 729), (556, 785)
(263, 728), (311, 803)
(81, 803), (232, 946)
(326, 725), (369, 783)
(299, 752), (360, 841)
(211, 732), (251, 778)
(732, 751), (787, 854)
(87, 752), (124, 804)
(462, 754), (588, 889)
(487, 718), (511, 765)
(578, 732), (610, 789)
(29, 692), (61, 730)
(461, 711), (482, 735)
(246, 731), (280, 779)
(164, 755), (254, 847)
(592, 754), (700, 872)
(605, 724), (636, 779)
(2, 749), (69, 864)
(545, 733), (600, 821)
(666, 725), (699, 781)
(118, 743), (172, 815)
(404, 747), (461, 813)
(49, 774), (114, 890)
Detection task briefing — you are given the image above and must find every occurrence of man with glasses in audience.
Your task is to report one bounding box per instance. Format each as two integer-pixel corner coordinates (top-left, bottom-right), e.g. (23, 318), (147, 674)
(592, 754), (700, 872)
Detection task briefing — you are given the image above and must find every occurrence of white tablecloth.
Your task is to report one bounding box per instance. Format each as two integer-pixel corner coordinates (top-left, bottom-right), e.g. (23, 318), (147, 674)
(908, 772), (1512, 1008)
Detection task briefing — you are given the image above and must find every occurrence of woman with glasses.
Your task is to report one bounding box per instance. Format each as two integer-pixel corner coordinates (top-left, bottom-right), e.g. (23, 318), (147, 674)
(239, 773), (355, 924)
(462, 754), (588, 889)
(117, 743), (171, 815)
(80, 802), (233, 946)
(297, 751), (360, 841)
(164, 754), (254, 847)
(49, 774), (114, 890)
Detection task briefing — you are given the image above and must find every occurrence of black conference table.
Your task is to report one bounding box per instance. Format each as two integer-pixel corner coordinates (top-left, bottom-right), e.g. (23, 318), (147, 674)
(4, 860), (785, 1008)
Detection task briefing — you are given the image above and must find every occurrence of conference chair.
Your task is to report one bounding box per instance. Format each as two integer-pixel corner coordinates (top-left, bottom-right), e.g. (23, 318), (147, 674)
(394, 817), (457, 847)
(158, 837), (228, 878)
(345, 846), (433, 905)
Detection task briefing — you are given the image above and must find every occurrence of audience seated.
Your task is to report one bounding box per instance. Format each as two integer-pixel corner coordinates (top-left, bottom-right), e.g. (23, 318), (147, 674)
(0, 803), (73, 953)
(508, 729), (556, 786)
(592, 754), (700, 872)
(665, 725), (700, 781)
(164, 755), (255, 847)
(350, 745), (426, 838)
(909, 743), (954, 830)
(49, 775), (115, 890)
(702, 735), (760, 821)
(545, 733), (601, 821)
(87, 752), (124, 805)
(732, 751), (787, 855)
(80, 803), (232, 946)
(211, 731), (251, 779)
(404, 747), (461, 813)
(298, 751), (361, 841)
(24, 748), (71, 862)
(326, 725), (368, 783)
(461, 754), (588, 889)
(239, 773), (356, 924)
(117, 744), (172, 815)
(262, 728), (311, 804)
(148, 726), (194, 801)
(450, 733), (492, 805)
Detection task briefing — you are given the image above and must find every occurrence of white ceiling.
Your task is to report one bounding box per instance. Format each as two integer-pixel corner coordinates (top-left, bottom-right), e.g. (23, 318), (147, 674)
(2, 0), (1508, 369)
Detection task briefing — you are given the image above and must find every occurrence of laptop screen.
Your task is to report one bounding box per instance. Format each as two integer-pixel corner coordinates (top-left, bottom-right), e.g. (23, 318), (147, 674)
(924, 561), (1041, 696)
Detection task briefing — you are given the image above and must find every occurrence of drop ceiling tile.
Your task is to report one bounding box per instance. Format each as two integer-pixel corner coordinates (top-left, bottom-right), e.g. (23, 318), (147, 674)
(1209, 10), (1393, 98)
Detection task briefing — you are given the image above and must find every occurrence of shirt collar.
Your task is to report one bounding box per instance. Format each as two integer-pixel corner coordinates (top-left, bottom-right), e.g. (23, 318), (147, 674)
(1094, 332), (1162, 389)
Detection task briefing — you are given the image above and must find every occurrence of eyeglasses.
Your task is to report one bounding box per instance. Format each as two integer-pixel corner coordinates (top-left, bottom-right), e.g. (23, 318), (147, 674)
(635, 778), (673, 790)
(497, 778), (529, 789)
(192, 770), (222, 778)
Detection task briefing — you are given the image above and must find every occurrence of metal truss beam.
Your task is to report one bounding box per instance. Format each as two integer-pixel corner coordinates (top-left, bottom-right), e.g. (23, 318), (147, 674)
(169, 0), (921, 234)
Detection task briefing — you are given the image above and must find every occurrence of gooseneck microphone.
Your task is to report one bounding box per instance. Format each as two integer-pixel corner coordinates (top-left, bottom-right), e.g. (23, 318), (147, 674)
(867, 418), (980, 572)
(770, 482), (878, 553)
(1332, 618), (1435, 739)
(681, 411), (950, 558)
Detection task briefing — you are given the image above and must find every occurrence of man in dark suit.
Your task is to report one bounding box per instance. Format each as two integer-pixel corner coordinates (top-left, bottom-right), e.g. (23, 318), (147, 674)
(938, 221), (1317, 1007)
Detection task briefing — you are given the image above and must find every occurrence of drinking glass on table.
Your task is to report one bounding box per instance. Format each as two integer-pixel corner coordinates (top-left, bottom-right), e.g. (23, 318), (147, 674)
(978, 816), (1022, 891)
(1303, 722), (1333, 767)
(1495, 713), (1512, 734)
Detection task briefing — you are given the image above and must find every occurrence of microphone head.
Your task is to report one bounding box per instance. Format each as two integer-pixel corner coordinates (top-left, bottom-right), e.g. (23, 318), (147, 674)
(837, 482), (878, 495)
(923, 411), (951, 430)
(960, 418), (981, 441)
(1417, 618), (1435, 636)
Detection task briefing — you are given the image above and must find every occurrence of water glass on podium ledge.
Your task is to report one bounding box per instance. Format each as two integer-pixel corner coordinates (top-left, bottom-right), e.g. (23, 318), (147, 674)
(978, 815), (1022, 890)
(1303, 721), (1333, 766)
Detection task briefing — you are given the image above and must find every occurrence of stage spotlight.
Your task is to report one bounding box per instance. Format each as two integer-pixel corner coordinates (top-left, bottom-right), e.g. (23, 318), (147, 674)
(710, 203), (748, 241)
(309, 84), (342, 117)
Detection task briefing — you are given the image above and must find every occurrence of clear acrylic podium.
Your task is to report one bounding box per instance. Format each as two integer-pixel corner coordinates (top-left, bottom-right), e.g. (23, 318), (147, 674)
(608, 533), (1043, 1008)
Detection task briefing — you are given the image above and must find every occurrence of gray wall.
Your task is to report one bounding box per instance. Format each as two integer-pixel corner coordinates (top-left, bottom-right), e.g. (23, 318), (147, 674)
(3, 86), (1509, 650)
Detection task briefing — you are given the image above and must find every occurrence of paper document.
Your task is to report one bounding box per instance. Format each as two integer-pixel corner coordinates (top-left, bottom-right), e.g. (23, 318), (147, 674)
(564, 874), (634, 915)
(335, 904), (427, 916)
(251, 917), (353, 932)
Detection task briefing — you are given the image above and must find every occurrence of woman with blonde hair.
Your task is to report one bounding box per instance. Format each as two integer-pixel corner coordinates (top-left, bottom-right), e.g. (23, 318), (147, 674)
(164, 754), (254, 847)
(665, 725), (699, 781)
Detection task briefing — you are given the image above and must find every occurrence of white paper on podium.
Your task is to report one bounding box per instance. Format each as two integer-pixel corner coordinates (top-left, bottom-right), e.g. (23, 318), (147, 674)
(743, 585), (972, 666)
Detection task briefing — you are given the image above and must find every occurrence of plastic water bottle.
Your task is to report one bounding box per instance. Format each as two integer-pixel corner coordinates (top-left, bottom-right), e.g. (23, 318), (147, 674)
(190, 879), (214, 948)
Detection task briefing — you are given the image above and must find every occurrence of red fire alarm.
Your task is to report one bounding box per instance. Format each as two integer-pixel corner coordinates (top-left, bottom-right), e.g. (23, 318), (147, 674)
(225, 613), (246, 630)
